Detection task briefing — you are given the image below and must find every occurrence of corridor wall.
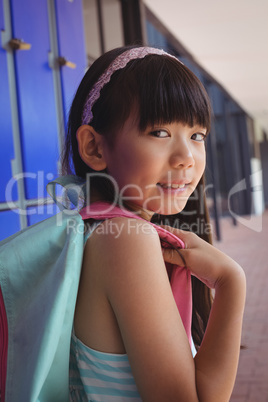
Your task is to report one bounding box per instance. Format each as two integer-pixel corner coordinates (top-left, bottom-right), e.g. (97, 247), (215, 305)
(0, 0), (86, 240)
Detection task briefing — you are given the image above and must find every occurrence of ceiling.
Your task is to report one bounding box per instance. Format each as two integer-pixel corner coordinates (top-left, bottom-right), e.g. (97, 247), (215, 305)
(144, 0), (268, 137)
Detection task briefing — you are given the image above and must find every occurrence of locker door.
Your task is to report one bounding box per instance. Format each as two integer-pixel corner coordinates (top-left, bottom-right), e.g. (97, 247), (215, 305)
(0, 0), (20, 239)
(11, 0), (59, 200)
(0, 0), (17, 203)
(0, 210), (21, 241)
(55, 0), (86, 125)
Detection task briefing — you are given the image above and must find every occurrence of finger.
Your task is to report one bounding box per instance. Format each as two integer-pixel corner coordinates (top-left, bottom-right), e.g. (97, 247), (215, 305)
(159, 224), (188, 237)
(161, 247), (187, 267)
(159, 225), (191, 249)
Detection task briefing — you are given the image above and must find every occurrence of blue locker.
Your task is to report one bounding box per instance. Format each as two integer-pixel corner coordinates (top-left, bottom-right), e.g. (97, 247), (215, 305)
(0, 0), (18, 203)
(0, 209), (20, 241)
(55, 0), (86, 124)
(10, 0), (59, 199)
(27, 203), (59, 226)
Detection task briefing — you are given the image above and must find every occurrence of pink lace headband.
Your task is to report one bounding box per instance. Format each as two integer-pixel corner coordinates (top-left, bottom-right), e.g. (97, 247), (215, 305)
(81, 46), (181, 125)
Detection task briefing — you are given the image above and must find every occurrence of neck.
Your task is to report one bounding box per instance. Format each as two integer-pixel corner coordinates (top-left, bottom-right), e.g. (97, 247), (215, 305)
(122, 201), (154, 221)
(88, 186), (154, 221)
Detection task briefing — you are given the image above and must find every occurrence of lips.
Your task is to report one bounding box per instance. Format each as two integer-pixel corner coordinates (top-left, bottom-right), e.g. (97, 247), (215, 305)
(157, 183), (186, 189)
(157, 182), (190, 190)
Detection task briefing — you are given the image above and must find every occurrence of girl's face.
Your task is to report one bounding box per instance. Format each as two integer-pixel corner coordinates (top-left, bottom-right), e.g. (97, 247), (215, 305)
(102, 115), (207, 218)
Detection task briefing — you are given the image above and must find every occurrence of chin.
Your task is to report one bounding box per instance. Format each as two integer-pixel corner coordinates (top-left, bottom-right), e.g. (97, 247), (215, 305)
(145, 199), (187, 217)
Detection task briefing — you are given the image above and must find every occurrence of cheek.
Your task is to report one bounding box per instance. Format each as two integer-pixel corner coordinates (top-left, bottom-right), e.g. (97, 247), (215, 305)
(104, 147), (142, 185)
(195, 149), (206, 176)
(117, 145), (154, 174)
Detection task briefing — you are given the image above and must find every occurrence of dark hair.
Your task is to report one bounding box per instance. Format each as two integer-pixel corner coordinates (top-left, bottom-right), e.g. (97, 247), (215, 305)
(62, 45), (213, 348)
(151, 175), (213, 349)
(63, 45), (211, 176)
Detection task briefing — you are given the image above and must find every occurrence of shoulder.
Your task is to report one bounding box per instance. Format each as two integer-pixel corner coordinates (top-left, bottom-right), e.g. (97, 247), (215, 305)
(84, 216), (167, 296)
(82, 217), (197, 399)
(87, 217), (161, 259)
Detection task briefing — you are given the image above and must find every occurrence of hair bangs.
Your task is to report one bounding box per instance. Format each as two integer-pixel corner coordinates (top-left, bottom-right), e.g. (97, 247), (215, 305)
(135, 56), (211, 132)
(89, 53), (211, 142)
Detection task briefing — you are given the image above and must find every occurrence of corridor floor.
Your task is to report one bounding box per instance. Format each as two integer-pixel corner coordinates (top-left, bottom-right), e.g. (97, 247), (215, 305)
(213, 210), (268, 402)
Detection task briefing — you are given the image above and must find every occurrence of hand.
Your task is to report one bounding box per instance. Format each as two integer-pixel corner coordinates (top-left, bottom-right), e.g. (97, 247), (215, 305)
(160, 225), (243, 289)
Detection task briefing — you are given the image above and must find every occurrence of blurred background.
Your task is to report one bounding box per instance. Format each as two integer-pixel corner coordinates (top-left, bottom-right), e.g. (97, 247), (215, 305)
(0, 0), (267, 238)
(0, 1), (267, 400)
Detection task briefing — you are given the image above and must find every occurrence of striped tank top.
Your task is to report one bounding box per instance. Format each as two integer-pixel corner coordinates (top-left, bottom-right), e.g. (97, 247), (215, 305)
(69, 331), (197, 401)
(69, 218), (196, 400)
(69, 331), (141, 401)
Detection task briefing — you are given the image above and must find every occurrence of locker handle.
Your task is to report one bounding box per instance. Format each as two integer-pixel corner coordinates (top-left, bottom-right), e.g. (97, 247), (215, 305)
(58, 57), (76, 69)
(9, 38), (31, 50)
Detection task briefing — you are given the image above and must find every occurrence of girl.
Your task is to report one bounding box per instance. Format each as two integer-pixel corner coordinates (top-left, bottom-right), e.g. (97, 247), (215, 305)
(63, 46), (246, 401)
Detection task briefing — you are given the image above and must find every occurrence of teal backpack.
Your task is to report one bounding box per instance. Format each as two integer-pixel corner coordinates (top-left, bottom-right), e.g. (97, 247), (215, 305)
(0, 176), (190, 402)
(0, 177), (86, 402)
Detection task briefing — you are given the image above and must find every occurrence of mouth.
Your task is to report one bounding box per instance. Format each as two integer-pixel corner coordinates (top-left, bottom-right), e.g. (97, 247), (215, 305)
(157, 182), (189, 190)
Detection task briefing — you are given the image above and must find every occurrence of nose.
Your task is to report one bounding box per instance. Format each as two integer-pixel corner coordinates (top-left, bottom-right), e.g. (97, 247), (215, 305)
(170, 140), (195, 169)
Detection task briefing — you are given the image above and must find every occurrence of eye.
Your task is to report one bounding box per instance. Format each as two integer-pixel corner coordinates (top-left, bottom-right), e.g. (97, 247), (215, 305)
(150, 130), (170, 138)
(191, 132), (207, 142)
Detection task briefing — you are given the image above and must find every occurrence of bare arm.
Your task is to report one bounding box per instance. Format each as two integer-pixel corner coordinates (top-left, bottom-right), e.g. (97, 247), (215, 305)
(162, 227), (246, 401)
(195, 270), (245, 401)
(87, 218), (246, 401)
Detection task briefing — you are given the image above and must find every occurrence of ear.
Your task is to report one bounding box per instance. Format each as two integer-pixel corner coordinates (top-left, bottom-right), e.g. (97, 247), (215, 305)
(76, 125), (107, 171)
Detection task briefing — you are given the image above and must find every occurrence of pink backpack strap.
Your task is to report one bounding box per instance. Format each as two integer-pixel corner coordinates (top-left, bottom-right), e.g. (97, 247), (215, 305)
(80, 202), (192, 345)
